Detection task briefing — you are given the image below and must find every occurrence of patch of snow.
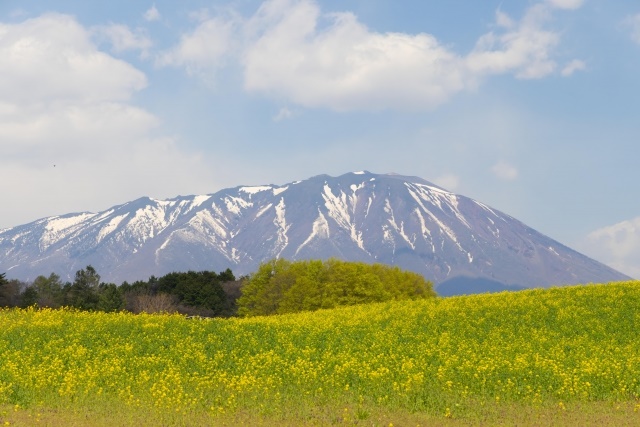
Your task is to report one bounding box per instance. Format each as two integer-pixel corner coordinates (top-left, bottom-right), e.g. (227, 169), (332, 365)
(230, 247), (240, 262)
(96, 214), (128, 243)
(384, 199), (415, 249)
(130, 205), (171, 241)
(239, 186), (272, 195)
(414, 208), (435, 253)
(155, 231), (176, 261)
(382, 225), (394, 246)
(211, 203), (224, 217)
(322, 184), (364, 250)
(40, 213), (97, 249)
(191, 195), (212, 208)
(190, 211), (228, 239)
(295, 209), (330, 255)
(255, 203), (273, 218)
(273, 198), (290, 256)
(224, 196), (252, 215)
(322, 184), (352, 230)
(45, 213), (95, 234)
(365, 196), (373, 218)
(548, 246), (559, 256)
(353, 171), (365, 175)
(474, 200), (501, 219)
(273, 186), (288, 196)
(406, 182), (470, 228)
(350, 183), (364, 193)
(405, 187), (465, 254)
(467, 252), (473, 263)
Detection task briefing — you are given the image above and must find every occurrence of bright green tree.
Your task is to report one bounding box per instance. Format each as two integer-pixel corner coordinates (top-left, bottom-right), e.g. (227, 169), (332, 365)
(237, 258), (435, 316)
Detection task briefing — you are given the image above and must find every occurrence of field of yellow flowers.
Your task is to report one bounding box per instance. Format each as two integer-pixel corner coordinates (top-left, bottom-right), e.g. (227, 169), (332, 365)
(1, 281), (639, 425)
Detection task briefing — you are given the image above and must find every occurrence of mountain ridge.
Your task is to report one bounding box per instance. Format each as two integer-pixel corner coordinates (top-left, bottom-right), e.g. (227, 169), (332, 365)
(0, 171), (629, 291)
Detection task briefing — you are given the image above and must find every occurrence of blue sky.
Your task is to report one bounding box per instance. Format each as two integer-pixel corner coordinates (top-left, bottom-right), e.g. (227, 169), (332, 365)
(1, 0), (639, 278)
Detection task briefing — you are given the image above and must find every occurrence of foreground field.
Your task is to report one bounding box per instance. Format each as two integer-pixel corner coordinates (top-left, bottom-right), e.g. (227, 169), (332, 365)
(1, 281), (639, 425)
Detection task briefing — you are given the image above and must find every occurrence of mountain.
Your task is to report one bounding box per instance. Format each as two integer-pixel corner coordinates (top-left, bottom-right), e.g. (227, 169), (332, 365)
(0, 171), (629, 293)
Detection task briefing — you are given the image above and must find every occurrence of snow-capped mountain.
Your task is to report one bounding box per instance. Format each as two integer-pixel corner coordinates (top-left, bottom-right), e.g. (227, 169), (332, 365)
(0, 172), (629, 292)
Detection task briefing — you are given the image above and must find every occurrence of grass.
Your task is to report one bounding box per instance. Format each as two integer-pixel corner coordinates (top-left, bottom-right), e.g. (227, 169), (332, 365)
(1, 281), (640, 425)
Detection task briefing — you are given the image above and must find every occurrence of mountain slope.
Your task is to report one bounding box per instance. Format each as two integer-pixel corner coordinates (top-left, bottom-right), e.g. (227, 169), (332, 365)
(0, 171), (629, 290)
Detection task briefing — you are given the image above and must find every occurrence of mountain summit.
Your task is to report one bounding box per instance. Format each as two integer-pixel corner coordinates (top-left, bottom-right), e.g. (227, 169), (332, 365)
(0, 172), (628, 292)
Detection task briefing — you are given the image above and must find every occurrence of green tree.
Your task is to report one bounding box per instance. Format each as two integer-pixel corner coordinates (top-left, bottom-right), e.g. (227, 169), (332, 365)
(0, 274), (23, 307)
(20, 286), (39, 307)
(237, 258), (436, 316)
(155, 270), (229, 316)
(97, 283), (124, 312)
(237, 259), (291, 316)
(0, 273), (11, 307)
(32, 273), (64, 308)
(65, 265), (101, 310)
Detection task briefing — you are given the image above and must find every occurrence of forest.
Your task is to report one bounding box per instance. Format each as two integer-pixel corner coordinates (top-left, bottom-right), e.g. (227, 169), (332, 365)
(0, 258), (436, 317)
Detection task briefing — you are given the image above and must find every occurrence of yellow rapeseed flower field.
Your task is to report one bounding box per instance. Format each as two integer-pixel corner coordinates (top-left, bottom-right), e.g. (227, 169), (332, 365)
(0, 281), (639, 423)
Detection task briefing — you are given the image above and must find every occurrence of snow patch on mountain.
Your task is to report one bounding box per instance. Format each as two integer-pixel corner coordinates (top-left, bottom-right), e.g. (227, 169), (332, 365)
(273, 198), (290, 256)
(191, 195), (212, 209)
(224, 196), (252, 216)
(296, 210), (330, 255)
(322, 183), (365, 250)
(240, 186), (272, 195)
(384, 198), (415, 249)
(255, 203), (273, 218)
(45, 213), (95, 235)
(273, 186), (288, 196)
(96, 214), (128, 243)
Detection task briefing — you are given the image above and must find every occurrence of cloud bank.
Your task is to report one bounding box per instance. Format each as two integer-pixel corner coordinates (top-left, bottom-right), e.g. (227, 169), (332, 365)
(158, 0), (585, 111)
(579, 217), (640, 279)
(0, 14), (213, 228)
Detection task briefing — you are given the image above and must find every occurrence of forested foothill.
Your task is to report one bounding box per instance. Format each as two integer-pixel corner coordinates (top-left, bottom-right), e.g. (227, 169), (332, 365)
(0, 258), (436, 317)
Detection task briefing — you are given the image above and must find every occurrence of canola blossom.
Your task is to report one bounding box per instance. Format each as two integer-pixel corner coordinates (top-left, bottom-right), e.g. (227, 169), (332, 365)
(0, 281), (639, 419)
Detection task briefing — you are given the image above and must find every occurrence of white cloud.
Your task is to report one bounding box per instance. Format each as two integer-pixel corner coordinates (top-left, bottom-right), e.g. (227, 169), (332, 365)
(0, 13), (216, 228)
(0, 14), (147, 105)
(491, 161), (518, 180)
(243, 0), (468, 111)
(144, 4), (161, 22)
(156, 16), (238, 82)
(466, 5), (561, 79)
(578, 217), (640, 279)
(545, 0), (584, 10)
(495, 10), (516, 29)
(93, 24), (153, 57)
(561, 59), (586, 76)
(273, 107), (296, 121)
(434, 174), (460, 191)
(159, 0), (580, 111)
(624, 14), (640, 45)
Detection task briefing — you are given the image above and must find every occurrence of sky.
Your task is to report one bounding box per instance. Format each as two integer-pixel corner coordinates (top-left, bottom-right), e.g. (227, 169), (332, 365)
(0, 0), (639, 278)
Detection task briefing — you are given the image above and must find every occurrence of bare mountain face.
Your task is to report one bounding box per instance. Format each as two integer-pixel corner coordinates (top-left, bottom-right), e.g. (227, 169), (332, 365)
(0, 172), (629, 293)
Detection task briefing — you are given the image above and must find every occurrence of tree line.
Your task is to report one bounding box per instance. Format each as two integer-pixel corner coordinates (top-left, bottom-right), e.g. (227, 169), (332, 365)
(0, 258), (436, 317)
(0, 267), (241, 317)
